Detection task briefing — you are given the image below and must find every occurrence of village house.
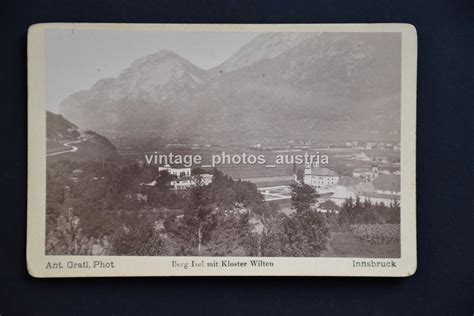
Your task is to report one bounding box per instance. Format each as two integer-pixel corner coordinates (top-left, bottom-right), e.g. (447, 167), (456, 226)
(70, 169), (83, 182)
(366, 142), (377, 149)
(352, 152), (371, 161)
(352, 165), (379, 180)
(352, 167), (371, 179)
(124, 193), (148, 202)
(140, 180), (158, 187)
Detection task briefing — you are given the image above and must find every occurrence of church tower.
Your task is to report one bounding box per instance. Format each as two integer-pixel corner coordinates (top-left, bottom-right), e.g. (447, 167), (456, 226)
(304, 161), (319, 175)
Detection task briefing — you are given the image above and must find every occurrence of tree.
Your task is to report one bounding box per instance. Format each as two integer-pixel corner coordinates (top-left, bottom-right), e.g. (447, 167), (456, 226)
(290, 183), (316, 213)
(167, 168), (265, 256)
(202, 212), (251, 256)
(338, 197), (401, 226)
(45, 206), (97, 255)
(296, 168), (305, 181)
(260, 211), (329, 257)
(181, 178), (214, 255)
(112, 223), (166, 256)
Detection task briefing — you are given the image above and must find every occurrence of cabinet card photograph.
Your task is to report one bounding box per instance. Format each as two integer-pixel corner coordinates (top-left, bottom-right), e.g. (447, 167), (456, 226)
(27, 23), (417, 277)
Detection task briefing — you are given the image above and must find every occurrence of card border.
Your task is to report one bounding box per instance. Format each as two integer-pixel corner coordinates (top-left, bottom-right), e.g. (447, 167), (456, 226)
(27, 23), (417, 277)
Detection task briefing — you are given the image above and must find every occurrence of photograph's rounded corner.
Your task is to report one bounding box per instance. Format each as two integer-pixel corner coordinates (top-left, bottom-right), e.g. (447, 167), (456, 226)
(27, 23), (49, 39)
(400, 23), (418, 41)
(401, 259), (417, 278)
(26, 255), (46, 278)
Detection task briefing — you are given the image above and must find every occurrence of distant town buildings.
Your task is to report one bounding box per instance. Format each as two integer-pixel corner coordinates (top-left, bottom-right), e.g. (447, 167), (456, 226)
(353, 165), (379, 180)
(352, 167), (372, 178)
(166, 143), (188, 148)
(328, 173), (400, 207)
(352, 152), (372, 161)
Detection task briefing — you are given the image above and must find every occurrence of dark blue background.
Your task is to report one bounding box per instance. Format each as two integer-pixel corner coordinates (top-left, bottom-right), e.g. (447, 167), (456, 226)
(1, 0), (473, 314)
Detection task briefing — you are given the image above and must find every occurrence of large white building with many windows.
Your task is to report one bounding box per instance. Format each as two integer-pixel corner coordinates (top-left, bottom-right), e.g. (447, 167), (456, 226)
(304, 163), (339, 189)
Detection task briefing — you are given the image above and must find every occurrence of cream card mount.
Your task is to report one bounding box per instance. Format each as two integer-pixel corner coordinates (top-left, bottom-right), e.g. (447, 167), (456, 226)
(27, 23), (417, 277)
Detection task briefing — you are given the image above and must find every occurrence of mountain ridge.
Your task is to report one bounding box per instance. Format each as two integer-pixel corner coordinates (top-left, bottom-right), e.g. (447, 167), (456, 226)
(59, 32), (401, 142)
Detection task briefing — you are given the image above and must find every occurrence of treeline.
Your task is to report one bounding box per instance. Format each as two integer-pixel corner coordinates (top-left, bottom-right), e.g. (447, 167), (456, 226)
(46, 160), (399, 257)
(46, 161), (267, 256)
(338, 197), (400, 227)
(47, 160), (187, 238)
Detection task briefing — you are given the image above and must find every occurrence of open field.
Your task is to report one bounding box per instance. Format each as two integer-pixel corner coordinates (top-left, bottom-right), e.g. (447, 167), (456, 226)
(117, 147), (400, 179)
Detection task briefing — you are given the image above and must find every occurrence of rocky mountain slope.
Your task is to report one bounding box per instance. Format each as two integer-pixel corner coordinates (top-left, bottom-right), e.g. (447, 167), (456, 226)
(47, 111), (81, 141)
(59, 32), (401, 142)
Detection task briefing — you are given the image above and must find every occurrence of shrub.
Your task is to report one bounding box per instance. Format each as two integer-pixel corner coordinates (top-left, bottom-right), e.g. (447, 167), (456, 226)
(350, 224), (400, 244)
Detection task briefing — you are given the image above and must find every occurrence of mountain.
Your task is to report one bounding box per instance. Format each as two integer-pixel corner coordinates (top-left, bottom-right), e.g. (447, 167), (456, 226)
(209, 32), (317, 74)
(60, 50), (205, 133)
(59, 32), (401, 142)
(47, 111), (119, 161)
(186, 32), (401, 142)
(47, 111), (80, 141)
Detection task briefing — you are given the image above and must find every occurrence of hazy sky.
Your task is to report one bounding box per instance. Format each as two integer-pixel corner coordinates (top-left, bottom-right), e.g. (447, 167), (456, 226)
(46, 29), (260, 112)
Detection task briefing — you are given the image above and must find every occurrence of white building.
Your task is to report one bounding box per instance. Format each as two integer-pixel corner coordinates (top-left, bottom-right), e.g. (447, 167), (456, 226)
(158, 164), (191, 178)
(140, 180), (158, 187)
(330, 185), (357, 206)
(170, 174), (213, 190)
(304, 163), (339, 189)
(358, 193), (399, 206)
(328, 174), (401, 207)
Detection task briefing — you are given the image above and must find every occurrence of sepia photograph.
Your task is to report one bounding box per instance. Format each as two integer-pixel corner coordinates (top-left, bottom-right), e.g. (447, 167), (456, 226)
(3, 0), (468, 311)
(27, 23), (417, 277)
